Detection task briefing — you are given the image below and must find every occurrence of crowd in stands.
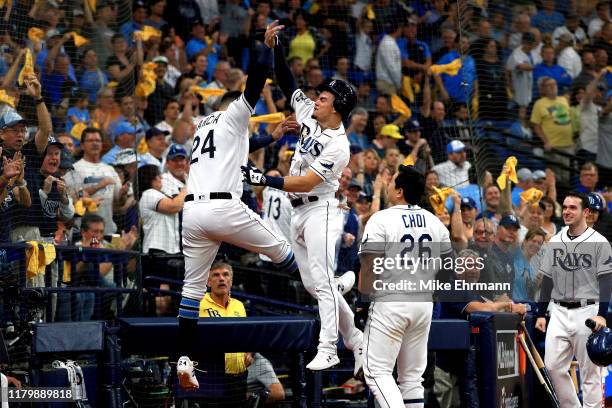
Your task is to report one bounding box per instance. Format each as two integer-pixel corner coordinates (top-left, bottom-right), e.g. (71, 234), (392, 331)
(1, 0), (612, 405)
(0, 0), (610, 295)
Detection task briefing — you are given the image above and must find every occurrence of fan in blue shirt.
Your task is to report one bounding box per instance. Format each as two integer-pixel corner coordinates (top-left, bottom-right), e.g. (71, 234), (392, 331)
(532, 45), (572, 98)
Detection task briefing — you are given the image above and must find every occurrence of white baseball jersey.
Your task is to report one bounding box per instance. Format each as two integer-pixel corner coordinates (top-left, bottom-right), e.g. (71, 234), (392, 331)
(260, 187), (292, 262)
(360, 204), (453, 300)
(539, 226), (612, 300)
(187, 94), (253, 197)
(289, 89), (350, 198)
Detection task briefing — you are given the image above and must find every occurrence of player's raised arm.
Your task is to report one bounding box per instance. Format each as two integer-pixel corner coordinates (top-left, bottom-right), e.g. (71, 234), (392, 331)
(273, 33), (298, 100)
(243, 21), (285, 109)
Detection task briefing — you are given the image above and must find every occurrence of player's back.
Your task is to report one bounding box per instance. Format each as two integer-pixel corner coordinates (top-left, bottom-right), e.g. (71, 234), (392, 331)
(187, 94), (253, 198)
(362, 205), (452, 299)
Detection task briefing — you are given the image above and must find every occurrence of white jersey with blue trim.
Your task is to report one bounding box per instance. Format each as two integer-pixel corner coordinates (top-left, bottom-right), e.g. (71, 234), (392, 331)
(288, 89), (350, 198)
(539, 226), (612, 300)
(187, 94), (253, 197)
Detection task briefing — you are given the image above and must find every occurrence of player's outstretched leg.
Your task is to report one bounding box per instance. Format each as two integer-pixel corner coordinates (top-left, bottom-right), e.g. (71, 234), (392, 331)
(177, 221), (222, 390)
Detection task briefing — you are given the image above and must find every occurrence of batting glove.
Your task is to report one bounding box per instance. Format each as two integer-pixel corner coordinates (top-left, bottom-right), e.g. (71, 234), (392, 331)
(242, 164), (267, 186)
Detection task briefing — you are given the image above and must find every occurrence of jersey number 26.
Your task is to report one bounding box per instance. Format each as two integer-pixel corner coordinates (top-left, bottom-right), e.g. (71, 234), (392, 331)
(190, 129), (216, 164)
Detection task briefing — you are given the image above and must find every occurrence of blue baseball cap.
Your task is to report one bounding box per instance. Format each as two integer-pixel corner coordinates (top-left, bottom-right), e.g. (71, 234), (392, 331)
(0, 110), (25, 130)
(350, 144), (363, 155)
(446, 140), (466, 154)
(167, 144), (187, 160)
(111, 121), (136, 141)
(403, 119), (422, 133)
(499, 214), (520, 229)
(460, 196), (477, 209)
(588, 192), (604, 211)
(45, 135), (64, 152)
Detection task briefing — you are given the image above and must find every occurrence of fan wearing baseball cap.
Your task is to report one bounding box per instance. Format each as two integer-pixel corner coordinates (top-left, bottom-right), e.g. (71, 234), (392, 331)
(139, 127), (169, 172)
(432, 140), (472, 189)
(480, 214), (522, 300)
(102, 121), (137, 165)
(587, 192), (612, 241)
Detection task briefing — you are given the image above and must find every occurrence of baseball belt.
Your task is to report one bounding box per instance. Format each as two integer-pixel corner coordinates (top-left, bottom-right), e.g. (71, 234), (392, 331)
(553, 299), (596, 309)
(185, 192), (232, 202)
(291, 196), (319, 208)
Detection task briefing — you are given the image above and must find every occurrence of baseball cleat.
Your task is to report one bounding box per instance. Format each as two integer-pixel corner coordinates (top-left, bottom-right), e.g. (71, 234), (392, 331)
(335, 271), (356, 295)
(177, 356), (199, 390)
(306, 351), (340, 371)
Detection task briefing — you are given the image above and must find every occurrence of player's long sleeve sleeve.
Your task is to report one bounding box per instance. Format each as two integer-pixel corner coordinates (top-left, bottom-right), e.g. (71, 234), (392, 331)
(274, 42), (297, 100)
(537, 275), (553, 318)
(249, 134), (274, 152)
(598, 273), (611, 319)
(244, 45), (274, 109)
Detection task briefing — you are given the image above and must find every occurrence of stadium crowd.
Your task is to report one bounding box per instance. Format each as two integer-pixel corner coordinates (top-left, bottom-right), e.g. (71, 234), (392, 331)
(1, 0), (612, 405)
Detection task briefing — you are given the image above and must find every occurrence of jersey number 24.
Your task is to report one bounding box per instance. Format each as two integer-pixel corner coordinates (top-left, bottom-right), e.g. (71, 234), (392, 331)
(190, 129), (216, 164)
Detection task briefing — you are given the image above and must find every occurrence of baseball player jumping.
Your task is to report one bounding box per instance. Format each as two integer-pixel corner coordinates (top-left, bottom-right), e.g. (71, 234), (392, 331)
(357, 165), (453, 408)
(242, 43), (364, 371)
(536, 191), (612, 408)
(176, 22), (300, 390)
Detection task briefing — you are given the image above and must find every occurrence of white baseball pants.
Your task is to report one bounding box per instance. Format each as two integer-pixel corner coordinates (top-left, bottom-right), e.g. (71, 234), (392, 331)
(181, 198), (293, 300)
(544, 302), (604, 408)
(291, 199), (362, 354)
(363, 301), (433, 408)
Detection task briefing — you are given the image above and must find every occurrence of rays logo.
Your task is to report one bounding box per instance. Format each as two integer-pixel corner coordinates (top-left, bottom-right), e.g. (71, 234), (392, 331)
(299, 136), (323, 157)
(552, 249), (593, 271)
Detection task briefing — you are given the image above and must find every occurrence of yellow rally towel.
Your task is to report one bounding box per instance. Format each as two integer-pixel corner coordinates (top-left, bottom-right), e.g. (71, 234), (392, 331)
(107, 81), (119, 89)
(137, 136), (149, 154)
(74, 197), (98, 216)
(18, 49), (34, 86)
(496, 156), (518, 190)
(135, 77), (156, 97)
(134, 25), (162, 42)
(249, 112), (285, 124)
(520, 188), (544, 206)
(0, 89), (15, 108)
(430, 58), (462, 76)
(25, 241), (57, 278)
(403, 155), (415, 166)
(401, 76), (415, 103)
(606, 66), (612, 73)
(28, 27), (45, 44)
(191, 85), (226, 101)
(63, 261), (72, 282)
(69, 31), (90, 47)
(429, 186), (455, 215)
(87, 0), (96, 11)
(391, 94), (412, 118)
(70, 122), (87, 140)
(366, 4), (375, 19)
(240, 77), (272, 92)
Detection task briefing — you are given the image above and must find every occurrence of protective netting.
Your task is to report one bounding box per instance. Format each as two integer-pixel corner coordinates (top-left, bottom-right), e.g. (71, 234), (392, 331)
(1, 0), (612, 405)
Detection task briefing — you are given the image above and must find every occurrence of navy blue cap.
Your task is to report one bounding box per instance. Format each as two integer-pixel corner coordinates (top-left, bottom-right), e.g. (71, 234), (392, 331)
(350, 144), (363, 155)
(145, 127), (168, 140)
(499, 214), (520, 229)
(460, 196), (477, 209)
(588, 192), (604, 211)
(403, 119), (421, 132)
